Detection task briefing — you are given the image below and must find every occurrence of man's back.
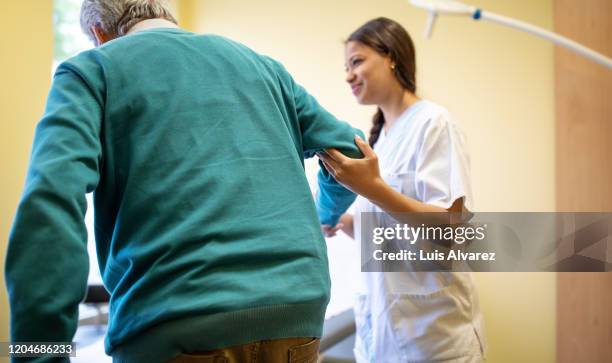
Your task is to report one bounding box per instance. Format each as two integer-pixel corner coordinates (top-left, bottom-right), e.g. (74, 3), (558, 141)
(6, 28), (362, 363)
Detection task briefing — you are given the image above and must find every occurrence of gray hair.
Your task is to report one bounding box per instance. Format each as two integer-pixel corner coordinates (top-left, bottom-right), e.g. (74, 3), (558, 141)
(80, 0), (177, 43)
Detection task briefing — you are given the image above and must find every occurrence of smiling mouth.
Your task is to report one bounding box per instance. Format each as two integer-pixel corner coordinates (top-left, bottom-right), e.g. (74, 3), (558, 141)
(351, 84), (362, 95)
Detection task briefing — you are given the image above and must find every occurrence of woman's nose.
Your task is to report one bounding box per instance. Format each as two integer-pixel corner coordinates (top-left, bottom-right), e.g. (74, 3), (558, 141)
(345, 70), (355, 83)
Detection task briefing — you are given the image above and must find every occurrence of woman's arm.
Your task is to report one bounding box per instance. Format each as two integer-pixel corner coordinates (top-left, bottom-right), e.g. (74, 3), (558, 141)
(317, 136), (464, 216)
(339, 213), (355, 238)
(359, 177), (463, 214)
(322, 213), (355, 239)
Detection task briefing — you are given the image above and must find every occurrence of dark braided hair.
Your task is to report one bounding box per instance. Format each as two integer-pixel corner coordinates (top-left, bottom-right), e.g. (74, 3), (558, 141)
(347, 17), (417, 147)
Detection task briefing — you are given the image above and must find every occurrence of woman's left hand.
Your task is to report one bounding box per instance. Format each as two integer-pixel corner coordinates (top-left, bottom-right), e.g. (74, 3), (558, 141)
(317, 135), (386, 199)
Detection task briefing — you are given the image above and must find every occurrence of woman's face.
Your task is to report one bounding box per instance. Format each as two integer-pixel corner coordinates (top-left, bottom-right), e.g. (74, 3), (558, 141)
(344, 40), (398, 105)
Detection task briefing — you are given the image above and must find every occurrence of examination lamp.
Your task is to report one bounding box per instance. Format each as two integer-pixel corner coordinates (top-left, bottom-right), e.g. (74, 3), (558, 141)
(410, 0), (612, 70)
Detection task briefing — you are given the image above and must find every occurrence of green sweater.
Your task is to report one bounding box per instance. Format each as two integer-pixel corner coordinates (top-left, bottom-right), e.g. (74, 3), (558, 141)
(6, 28), (363, 363)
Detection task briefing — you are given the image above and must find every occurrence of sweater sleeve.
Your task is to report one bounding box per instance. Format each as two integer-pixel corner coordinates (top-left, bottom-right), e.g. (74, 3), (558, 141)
(5, 59), (103, 362)
(290, 79), (365, 226)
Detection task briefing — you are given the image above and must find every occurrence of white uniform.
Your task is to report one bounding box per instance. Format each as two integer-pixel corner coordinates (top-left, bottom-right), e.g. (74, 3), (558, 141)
(352, 100), (487, 363)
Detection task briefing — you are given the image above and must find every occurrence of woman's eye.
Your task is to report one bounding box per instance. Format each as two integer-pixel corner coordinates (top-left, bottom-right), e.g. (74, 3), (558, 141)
(352, 59), (362, 66)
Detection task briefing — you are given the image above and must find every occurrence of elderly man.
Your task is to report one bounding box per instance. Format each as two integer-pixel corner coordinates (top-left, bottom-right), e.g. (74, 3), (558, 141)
(5, 1), (363, 362)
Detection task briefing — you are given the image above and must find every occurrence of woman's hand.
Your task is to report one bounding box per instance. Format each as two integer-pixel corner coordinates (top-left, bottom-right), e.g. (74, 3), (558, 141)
(321, 223), (344, 237)
(321, 213), (354, 238)
(317, 136), (386, 200)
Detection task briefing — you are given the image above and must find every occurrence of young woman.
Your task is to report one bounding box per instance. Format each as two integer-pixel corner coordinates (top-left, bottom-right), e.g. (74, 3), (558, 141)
(318, 18), (486, 363)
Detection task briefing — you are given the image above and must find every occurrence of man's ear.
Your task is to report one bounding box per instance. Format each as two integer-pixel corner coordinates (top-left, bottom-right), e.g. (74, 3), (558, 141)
(91, 25), (114, 46)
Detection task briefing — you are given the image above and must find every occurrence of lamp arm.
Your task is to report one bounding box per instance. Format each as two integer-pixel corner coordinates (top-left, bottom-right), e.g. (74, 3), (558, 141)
(478, 9), (612, 69)
(410, 0), (612, 69)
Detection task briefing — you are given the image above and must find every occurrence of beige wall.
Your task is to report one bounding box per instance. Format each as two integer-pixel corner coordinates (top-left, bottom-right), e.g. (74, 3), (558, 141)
(0, 2), (54, 362)
(177, 0), (556, 362)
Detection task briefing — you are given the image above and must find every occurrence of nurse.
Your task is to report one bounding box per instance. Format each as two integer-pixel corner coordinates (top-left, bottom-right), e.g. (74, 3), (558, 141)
(318, 18), (487, 363)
